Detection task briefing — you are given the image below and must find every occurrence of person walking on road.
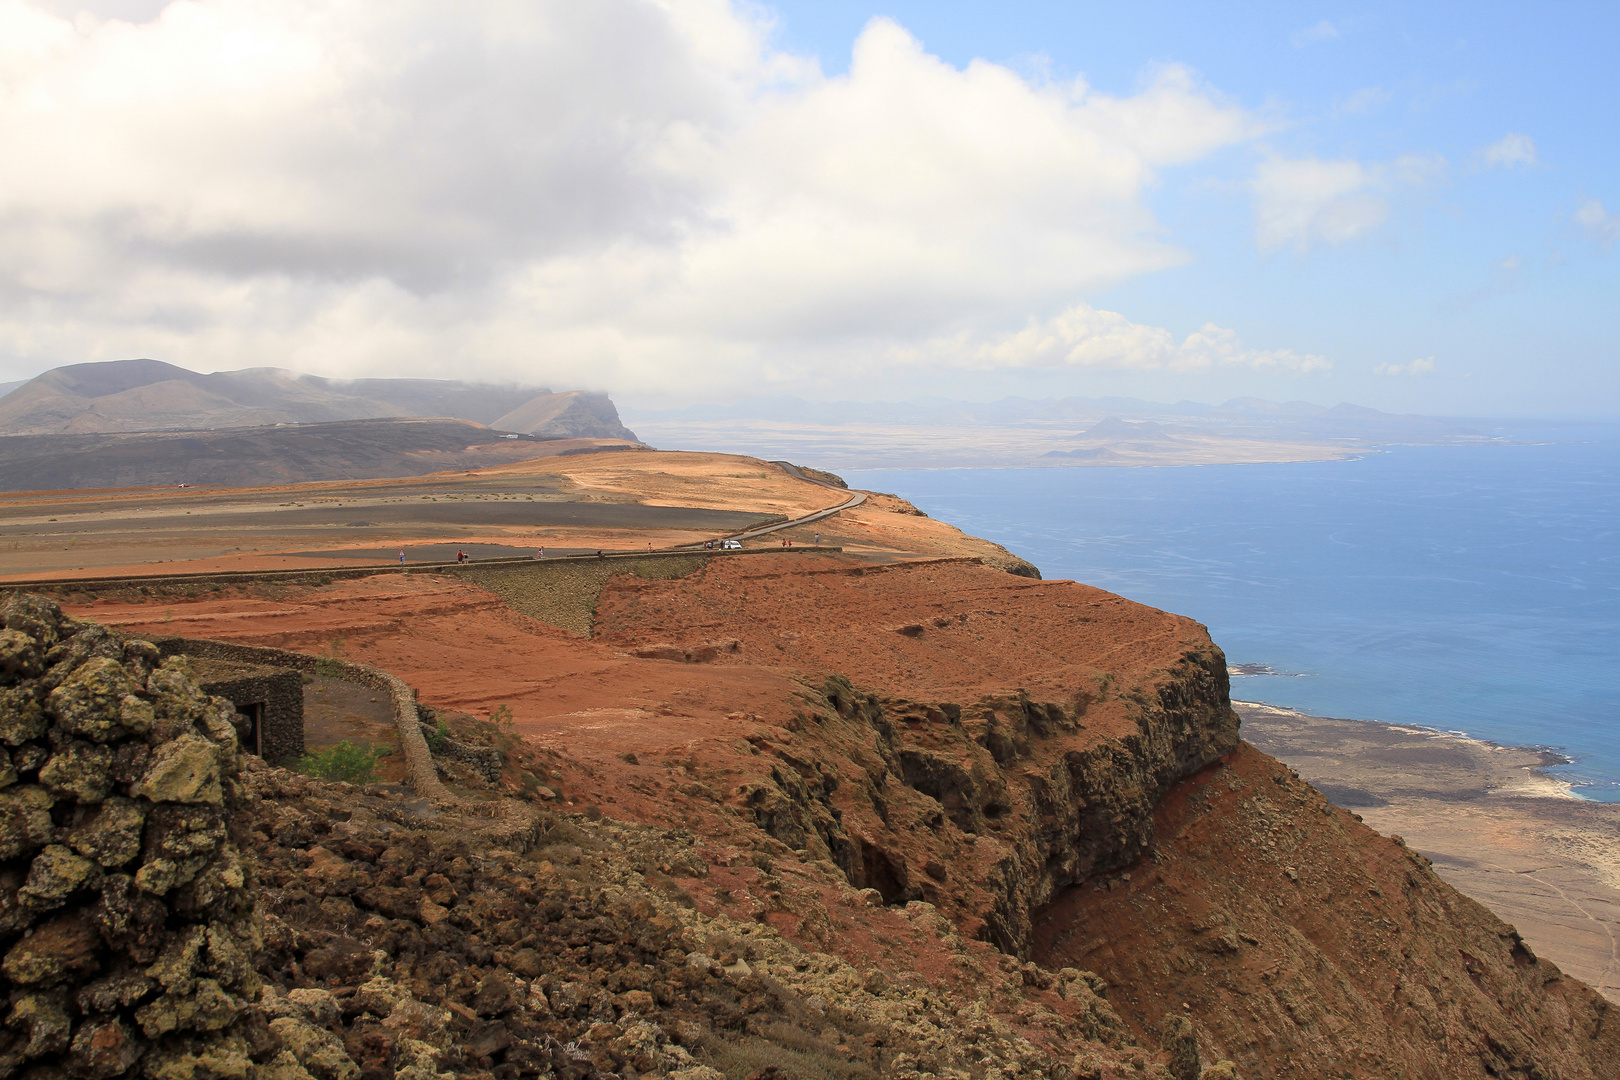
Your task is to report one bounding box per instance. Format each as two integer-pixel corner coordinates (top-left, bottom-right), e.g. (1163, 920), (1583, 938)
(398, 549), (406, 564)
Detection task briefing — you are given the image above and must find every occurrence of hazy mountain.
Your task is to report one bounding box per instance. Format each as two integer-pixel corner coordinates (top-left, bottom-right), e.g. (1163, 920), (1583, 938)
(622, 394), (1478, 443)
(0, 359), (638, 442)
(0, 418), (641, 491)
(491, 391), (638, 441)
(1080, 417), (1173, 440)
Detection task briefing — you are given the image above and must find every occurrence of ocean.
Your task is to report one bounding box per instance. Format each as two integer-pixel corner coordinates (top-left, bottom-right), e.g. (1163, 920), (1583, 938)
(845, 426), (1620, 802)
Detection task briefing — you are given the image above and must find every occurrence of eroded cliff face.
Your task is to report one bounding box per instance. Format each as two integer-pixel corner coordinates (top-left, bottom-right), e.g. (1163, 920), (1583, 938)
(46, 554), (1620, 1079)
(1033, 744), (1620, 1080)
(729, 649), (1238, 957)
(586, 554), (1619, 1077)
(592, 555), (1241, 956)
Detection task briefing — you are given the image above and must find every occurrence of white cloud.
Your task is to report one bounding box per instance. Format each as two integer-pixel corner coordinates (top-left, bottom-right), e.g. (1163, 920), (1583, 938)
(1291, 21), (1340, 47)
(1251, 151), (1446, 252)
(0, 1), (1277, 397)
(1252, 156), (1386, 251)
(895, 302), (1331, 375)
(1480, 132), (1537, 168)
(1574, 198), (1620, 247)
(1375, 357), (1435, 377)
(1334, 86), (1391, 116)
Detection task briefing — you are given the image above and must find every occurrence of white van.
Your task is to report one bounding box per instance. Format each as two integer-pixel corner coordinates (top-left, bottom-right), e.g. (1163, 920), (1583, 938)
(721, 539), (742, 550)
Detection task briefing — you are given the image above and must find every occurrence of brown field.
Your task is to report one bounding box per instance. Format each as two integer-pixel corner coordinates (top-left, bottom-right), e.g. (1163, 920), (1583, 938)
(0, 450), (898, 581)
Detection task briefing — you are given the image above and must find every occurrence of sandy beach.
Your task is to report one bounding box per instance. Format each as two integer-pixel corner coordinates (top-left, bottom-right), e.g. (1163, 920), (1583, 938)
(1238, 700), (1620, 1001)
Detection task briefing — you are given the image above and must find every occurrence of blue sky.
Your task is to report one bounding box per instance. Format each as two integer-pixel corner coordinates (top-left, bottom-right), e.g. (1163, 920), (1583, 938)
(762, 2), (1620, 415)
(0, 1), (1614, 416)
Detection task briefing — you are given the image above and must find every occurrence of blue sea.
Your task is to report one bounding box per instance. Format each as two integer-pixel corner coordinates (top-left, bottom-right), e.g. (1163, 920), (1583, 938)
(846, 426), (1620, 802)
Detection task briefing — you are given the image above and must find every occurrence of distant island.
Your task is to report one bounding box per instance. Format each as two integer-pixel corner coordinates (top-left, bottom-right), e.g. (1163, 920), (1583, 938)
(622, 393), (1492, 469)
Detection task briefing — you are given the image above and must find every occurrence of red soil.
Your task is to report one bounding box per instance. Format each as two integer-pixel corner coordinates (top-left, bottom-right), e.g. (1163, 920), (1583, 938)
(65, 555), (1201, 975)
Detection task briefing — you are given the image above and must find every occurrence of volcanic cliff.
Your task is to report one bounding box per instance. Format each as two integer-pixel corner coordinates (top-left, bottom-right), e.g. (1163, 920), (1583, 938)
(7, 537), (1618, 1080)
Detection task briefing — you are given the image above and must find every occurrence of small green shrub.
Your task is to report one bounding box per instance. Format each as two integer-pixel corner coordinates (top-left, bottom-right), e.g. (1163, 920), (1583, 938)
(314, 636), (347, 679)
(296, 740), (386, 783)
(425, 718), (451, 752)
(489, 704), (515, 731)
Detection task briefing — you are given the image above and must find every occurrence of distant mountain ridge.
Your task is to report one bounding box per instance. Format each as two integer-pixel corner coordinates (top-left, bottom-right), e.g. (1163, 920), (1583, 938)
(0, 359), (639, 442)
(623, 393), (1478, 443)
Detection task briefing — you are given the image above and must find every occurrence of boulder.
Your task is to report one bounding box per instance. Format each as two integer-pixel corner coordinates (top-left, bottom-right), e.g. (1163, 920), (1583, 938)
(0, 784), (55, 859)
(39, 739), (115, 803)
(132, 732), (223, 805)
(64, 1015), (145, 1079)
(47, 656), (137, 742)
(2, 909), (102, 984)
(67, 795), (148, 868)
(20, 843), (104, 911)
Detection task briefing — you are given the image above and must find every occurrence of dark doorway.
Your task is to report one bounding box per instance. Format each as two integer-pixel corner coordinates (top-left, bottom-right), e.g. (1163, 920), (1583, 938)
(237, 702), (263, 756)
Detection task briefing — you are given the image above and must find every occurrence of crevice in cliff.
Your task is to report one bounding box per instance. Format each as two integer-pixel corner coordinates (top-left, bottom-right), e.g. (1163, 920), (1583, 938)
(726, 652), (1240, 958)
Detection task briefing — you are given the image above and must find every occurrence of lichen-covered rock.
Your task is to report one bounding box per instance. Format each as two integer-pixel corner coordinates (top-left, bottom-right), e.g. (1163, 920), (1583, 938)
(1162, 1014), (1201, 1080)
(40, 740), (116, 803)
(144, 661), (218, 742)
(3, 909), (102, 985)
(132, 733), (222, 806)
(0, 783), (55, 859)
(252, 1050), (316, 1080)
(119, 694), (156, 737)
(4, 990), (73, 1062)
(76, 968), (159, 1014)
(144, 804), (227, 863)
(134, 978), (244, 1037)
(48, 657), (138, 743)
(389, 1039), (451, 1080)
(141, 1034), (254, 1080)
(2, 593), (64, 648)
(282, 990), (338, 1029)
(68, 796), (148, 868)
(204, 925), (255, 990)
(64, 1015), (144, 1080)
(92, 874), (169, 963)
(0, 686), (47, 745)
(21, 844), (104, 912)
(266, 1018), (358, 1080)
(0, 598), (264, 1080)
(0, 627), (44, 682)
(147, 926), (207, 996)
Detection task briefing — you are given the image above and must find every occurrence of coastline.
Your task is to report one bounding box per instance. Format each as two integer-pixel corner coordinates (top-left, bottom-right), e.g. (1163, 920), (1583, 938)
(1237, 699), (1620, 1002)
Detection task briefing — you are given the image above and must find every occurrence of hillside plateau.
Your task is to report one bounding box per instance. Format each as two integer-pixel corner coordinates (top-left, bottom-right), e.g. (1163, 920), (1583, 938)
(2, 452), (1614, 1079)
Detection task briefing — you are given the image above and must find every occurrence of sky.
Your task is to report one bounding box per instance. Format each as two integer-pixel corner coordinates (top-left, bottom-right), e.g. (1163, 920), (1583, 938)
(0, 1), (1615, 416)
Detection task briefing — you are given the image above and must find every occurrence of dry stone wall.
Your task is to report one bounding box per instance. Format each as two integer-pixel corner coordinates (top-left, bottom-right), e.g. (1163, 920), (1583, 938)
(1, 594), (264, 1080)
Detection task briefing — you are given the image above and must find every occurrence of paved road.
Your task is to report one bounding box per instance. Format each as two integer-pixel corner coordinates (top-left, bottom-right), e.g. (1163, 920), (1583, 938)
(727, 462), (866, 540)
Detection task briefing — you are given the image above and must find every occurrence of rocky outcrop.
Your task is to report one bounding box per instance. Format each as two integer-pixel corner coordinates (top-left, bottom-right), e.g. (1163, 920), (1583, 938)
(0, 594), (262, 1080)
(1034, 744), (1620, 1079)
(722, 645), (1238, 957)
(490, 392), (639, 443)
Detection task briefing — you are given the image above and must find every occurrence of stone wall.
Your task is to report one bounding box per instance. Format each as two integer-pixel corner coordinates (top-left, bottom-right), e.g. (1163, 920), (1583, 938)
(185, 661), (303, 764)
(0, 547), (822, 605)
(143, 638), (450, 809)
(0, 593), (265, 1080)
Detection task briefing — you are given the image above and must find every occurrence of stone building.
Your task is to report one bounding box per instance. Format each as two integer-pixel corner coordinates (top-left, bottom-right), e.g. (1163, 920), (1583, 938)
(187, 657), (304, 762)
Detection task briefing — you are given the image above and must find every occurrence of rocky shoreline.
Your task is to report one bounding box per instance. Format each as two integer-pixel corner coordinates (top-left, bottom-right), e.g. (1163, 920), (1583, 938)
(1238, 700), (1620, 1001)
